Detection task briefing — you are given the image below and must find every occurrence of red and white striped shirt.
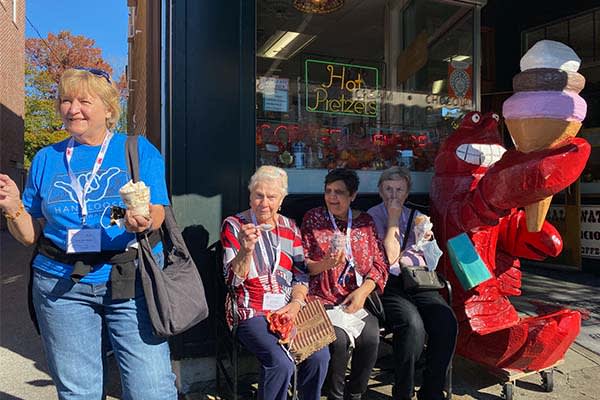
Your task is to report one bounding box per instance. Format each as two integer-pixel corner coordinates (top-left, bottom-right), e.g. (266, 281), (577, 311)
(221, 211), (308, 328)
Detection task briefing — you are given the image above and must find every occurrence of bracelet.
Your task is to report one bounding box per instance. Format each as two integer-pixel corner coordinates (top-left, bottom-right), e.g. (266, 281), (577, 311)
(290, 298), (306, 308)
(3, 202), (24, 221)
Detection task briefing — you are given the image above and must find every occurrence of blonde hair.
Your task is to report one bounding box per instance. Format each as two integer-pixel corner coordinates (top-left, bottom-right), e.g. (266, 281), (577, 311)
(56, 68), (121, 130)
(248, 165), (288, 196)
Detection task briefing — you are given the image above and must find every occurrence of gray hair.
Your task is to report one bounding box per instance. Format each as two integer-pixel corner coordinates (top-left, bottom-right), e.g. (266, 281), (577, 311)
(248, 165), (288, 196)
(377, 166), (412, 192)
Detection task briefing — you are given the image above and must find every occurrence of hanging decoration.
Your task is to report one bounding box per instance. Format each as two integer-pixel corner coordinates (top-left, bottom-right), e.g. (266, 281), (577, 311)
(293, 0), (344, 14)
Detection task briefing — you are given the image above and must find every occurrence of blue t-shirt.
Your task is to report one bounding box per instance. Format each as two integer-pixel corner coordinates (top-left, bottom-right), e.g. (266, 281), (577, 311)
(22, 133), (170, 283)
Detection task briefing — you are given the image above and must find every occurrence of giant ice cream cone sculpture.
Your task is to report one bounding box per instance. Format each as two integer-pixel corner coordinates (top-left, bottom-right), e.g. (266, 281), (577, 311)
(503, 40), (587, 232)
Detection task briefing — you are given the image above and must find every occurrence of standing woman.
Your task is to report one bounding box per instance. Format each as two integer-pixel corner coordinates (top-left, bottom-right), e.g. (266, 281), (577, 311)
(221, 165), (329, 400)
(368, 167), (457, 400)
(301, 168), (388, 400)
(0, 68), (177, 399)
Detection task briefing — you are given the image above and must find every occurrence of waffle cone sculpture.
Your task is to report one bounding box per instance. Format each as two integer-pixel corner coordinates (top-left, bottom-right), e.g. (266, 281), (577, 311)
(503, 40), (587, 231)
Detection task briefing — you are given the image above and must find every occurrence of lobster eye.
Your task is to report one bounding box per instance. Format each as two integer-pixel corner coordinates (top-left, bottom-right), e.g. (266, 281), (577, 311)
(492, 113), (500, 121)
(471, 113), (481, 123)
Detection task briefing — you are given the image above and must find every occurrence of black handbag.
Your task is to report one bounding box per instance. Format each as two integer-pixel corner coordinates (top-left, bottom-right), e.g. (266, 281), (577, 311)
(364, 290), (385, 324)
(399, 208), (445, 293)
(126, 135), (209, 337)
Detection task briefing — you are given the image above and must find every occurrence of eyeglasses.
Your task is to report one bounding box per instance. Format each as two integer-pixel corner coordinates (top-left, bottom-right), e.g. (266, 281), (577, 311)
(74, 67), (111, 84)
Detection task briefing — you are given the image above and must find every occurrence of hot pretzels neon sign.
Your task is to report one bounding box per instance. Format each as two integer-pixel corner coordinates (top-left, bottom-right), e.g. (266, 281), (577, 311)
(305, 59), (379, 118)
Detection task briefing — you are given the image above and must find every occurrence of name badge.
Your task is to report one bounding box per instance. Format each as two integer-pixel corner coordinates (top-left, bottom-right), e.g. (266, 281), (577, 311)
(263, 293), (286, 311)
(67, 229), (101, 253)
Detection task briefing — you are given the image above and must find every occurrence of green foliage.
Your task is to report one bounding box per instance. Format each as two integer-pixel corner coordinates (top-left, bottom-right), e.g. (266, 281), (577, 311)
(25, 96), (63, 134)
(24, 130), (69, 167)
(116, 99), (128, 133)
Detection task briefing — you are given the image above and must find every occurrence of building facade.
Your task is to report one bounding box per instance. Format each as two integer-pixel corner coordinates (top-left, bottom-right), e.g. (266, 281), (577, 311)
(126, 0), (599, 392)
(0, 0), (25, 229)
(126, 0), (161, 147)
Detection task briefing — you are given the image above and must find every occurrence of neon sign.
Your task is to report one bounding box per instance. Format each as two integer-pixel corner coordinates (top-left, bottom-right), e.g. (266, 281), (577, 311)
(305, 59), (379, 118)
(256, 121), (347, 146)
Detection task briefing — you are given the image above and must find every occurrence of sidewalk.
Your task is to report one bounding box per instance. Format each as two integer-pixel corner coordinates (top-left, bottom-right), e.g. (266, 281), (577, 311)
(2, 230), (599, 399)
(0, 231), (122, 400)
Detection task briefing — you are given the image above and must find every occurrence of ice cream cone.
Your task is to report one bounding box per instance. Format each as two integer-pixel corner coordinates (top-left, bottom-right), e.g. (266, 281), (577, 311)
(502, 40), (587, 233)
(524, 196), (553, 232)
(119, 180), (151, 218)
(505, 118), (582, 152)
(505, 118), (582, 231)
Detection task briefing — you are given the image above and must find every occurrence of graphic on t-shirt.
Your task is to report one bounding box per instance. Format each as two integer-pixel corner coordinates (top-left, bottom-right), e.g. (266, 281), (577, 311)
(48, 167), (129, 217)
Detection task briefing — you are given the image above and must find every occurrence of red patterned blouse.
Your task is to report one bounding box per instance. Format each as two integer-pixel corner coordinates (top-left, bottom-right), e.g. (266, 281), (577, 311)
(301, 207), (388, 306)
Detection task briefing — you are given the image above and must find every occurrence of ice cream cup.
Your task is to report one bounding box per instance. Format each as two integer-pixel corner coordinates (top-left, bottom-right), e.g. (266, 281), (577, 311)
(119, 181), (151, 218)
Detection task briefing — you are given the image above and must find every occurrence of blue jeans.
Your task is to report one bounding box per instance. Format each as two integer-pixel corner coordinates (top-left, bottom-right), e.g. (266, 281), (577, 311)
(32, 268), (177, 400)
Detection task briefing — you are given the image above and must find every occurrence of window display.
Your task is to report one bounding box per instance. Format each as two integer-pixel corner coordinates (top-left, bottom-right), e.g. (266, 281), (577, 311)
(256, 0), (481, 191)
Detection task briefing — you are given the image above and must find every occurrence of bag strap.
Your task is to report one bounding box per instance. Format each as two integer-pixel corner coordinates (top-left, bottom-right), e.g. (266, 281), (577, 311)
(125, 135), (140, 183)
(401, 208), (416, 252)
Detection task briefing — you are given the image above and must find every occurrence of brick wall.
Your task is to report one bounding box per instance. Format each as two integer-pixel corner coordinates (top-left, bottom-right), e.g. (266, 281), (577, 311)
(0, 0), (25, 229)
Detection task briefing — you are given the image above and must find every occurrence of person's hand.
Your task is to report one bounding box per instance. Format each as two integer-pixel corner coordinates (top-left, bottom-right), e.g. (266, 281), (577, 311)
(275, 301), (302, 322)
(124, 209), (153, 233)
(0, 174), (22, 215)
(341, 286), (370, 314)
(385, 198), (404, 221)
(238, 223), (260, 255)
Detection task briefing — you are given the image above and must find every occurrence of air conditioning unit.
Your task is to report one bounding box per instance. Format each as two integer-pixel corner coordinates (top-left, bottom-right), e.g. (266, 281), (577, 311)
(128, 7), (136, 38)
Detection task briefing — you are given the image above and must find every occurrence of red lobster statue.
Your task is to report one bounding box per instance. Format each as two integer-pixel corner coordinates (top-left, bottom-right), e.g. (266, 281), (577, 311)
(430, 111), (590, 371)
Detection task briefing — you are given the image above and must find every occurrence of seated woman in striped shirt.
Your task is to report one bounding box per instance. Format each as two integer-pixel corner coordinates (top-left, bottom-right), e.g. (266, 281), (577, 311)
(220, 165), (329, 400)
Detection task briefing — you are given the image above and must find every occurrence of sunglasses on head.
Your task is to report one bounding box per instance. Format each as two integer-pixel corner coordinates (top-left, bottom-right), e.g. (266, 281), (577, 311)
(74, 67), (111, 83)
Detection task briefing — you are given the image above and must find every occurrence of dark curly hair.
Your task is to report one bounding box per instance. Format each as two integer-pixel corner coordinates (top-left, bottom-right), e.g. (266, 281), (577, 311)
(324, 168), (360, 195)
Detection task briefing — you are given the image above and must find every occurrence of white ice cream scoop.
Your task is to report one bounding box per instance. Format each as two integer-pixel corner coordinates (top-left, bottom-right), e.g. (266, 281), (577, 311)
(520, 40), (581, 72)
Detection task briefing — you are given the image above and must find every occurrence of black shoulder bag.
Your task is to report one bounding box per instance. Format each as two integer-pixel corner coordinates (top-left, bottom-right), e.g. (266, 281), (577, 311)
(400, 208), (445, 292)
(126, 135), (209, 337)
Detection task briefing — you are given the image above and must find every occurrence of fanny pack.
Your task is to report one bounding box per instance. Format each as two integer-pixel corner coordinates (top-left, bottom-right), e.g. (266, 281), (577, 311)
(35, 231), (160, 299)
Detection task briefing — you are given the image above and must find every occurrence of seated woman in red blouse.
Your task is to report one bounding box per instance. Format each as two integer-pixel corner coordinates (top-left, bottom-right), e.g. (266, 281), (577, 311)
(221, 165), (329, 400)
(301, 168), (388, 400)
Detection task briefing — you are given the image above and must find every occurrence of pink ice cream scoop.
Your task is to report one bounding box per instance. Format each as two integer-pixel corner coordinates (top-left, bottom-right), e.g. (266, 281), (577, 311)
(502, 90), (587, 121)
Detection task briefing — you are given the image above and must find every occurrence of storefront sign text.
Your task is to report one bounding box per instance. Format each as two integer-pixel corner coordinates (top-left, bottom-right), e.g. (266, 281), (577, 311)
(426, 94), (472, 108)
(305, 59), (379, 118)
(581, 206), (600, 259)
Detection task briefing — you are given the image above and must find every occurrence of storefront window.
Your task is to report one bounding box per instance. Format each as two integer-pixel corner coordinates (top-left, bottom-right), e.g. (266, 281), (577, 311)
(256, 0), (479, 192)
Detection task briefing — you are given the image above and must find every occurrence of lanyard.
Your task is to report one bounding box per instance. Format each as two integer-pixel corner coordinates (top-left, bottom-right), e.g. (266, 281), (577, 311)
(328, 209), (361, 285)
(328, 209), (354, 265)
(65, 131), (113, 225)
(251, 211), (281, 289)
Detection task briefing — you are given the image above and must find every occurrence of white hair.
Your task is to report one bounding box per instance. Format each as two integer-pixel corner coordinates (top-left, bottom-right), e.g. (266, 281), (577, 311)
(248, 165), (288, 196)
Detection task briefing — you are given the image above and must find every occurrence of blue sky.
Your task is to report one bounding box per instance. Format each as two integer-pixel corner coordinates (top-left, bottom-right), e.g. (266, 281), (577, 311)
(25, 0), (128, 77)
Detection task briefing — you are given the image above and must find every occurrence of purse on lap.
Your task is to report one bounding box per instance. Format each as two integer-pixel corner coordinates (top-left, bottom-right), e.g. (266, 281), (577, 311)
(288, 300), (336, 364)
(399, 208), (445, 292)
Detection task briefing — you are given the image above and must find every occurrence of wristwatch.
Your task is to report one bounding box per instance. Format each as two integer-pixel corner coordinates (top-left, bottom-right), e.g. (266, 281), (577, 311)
(291, 298), (307, 308)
